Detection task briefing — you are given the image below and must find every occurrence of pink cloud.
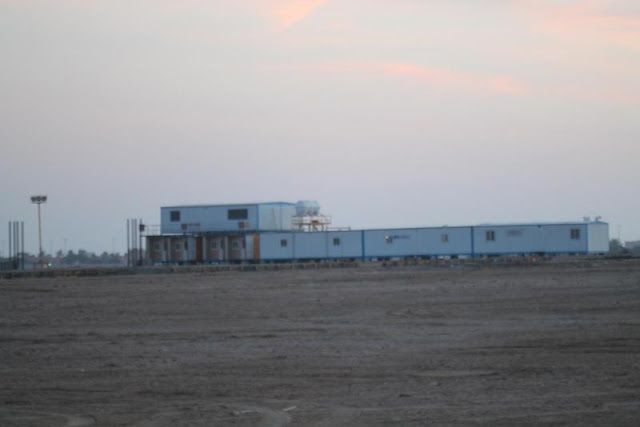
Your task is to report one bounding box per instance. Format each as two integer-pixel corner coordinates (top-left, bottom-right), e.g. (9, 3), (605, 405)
(513, 0), (640, 51)
(274, 61), (529, 96)
(155, 0), (330, 30)
(272, 60), (640, 102)
(267, 0), (329, 30)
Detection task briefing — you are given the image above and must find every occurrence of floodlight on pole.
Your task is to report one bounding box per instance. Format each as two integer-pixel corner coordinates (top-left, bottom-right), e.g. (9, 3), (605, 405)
(30, 195), (47, 263)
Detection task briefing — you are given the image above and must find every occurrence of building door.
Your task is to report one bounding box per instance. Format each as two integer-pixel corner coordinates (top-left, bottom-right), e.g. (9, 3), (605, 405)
(196, 237), (203, 262)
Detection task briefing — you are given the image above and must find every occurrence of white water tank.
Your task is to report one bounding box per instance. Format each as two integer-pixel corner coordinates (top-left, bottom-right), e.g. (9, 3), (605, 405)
(295, 200), (320, 216)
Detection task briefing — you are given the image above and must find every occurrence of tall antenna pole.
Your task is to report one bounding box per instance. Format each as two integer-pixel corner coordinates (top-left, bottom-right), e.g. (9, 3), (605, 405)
(21, 221), (25, 270)
(127, 219), (130, 267)
(30, 195), (47, 267)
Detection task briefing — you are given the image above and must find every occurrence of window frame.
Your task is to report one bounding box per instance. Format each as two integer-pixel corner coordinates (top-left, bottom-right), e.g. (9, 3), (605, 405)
(570, 228), (581, 240)
(228, 208), (249, 220)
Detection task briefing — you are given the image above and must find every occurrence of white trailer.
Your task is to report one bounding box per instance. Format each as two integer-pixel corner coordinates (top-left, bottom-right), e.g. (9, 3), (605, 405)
(326, 231), (363, 259)
(150, 199), (610, 263)
(472, 221), (608, 256)
(259, 232), (295, 261)
(160, 202), (296, 234)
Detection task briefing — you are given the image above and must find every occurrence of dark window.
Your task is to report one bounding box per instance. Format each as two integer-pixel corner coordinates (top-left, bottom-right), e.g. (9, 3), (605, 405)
(486, 230), (495, 241)
(280, 239), (288, 247)
(441, 233), (449, 243)
(385, 235), (393, 244)
(170, 210), (180, 222)
(210, 241), (217, 249)
(570, 228), (581, 240)
(333, 238), (341, 246)
(228, 208), (248, 220)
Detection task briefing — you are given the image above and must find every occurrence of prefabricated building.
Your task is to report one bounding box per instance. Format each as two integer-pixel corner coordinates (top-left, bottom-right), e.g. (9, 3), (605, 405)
(146, 201), (609, 264)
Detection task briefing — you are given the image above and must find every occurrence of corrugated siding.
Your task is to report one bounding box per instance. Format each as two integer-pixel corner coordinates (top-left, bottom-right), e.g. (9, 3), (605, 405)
(259, 232), (295, 260)
(473, 224), (589, 255)
(416, 227), (473, 256)
(363, 229), (420, 258)
(327, 231), (363, 259)
(258, 204), (296, 231)
(293, 233), (327, 259)
(160, 205), (259, 234)
(587, 223), (609, 253)
(363, 227), (473, 258)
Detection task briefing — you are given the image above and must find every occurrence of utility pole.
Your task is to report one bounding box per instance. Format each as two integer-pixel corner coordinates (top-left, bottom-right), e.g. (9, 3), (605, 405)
(30, 194), (47, 267)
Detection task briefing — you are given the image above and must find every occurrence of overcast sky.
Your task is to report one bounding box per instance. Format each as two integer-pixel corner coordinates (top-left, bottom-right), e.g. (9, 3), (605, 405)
(1, 0), (639, 254)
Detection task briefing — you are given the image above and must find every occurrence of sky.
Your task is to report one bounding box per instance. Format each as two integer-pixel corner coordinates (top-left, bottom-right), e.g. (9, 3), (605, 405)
(1, 0), (639, 255)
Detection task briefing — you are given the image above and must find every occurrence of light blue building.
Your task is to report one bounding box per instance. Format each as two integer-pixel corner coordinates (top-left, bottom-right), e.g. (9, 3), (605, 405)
(471, 222), (609, 256)
(160, 202), (296, 234)
(148, 201), (610, 263)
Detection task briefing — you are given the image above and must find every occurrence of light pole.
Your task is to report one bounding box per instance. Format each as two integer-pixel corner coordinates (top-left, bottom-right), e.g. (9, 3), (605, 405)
(30, 194), (47, 266)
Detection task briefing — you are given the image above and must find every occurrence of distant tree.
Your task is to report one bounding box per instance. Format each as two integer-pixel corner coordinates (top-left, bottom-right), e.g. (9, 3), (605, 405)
(609, 239), (629, 255)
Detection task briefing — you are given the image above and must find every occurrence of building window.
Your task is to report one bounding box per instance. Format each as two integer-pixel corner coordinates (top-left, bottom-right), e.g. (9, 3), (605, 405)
(153, 243), (161, 251)
(570, 228), (581, 240)
(280, 239), (288, 247)
(441, 233), (449, 243)
(385, 235), (393, 244)
(507, 229), (523, 237)
(184, 241), (188, 250)
(174, 243), (181, 250)
(228, 208), (248, 220)
(210, 241), (217, 249)
(232, 241), (239, 249)
(170, 210), (180, 222)
(486, 230), (495, 241)
(333, 238), (341, 246)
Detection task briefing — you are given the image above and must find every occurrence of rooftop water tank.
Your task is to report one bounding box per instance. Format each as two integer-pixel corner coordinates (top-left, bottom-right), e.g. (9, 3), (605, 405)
(295, 200), (320, 216)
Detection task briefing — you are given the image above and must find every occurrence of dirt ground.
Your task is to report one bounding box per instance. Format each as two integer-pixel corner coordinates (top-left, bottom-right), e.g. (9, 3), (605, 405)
(1, 260), (640, 426)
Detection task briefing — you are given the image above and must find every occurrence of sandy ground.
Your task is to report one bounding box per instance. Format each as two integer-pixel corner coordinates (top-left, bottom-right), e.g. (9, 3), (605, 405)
(1, 261), (640, 426)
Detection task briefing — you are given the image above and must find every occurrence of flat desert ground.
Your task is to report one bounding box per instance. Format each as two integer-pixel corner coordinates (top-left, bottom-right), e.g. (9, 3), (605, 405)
(1, 260), (640, 426)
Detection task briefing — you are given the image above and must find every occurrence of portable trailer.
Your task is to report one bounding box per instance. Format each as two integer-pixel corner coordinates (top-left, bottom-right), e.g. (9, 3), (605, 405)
(362, 226), (474, 260)
(148, 200), (610, 264)
(472, 221), (609, 256)
(160, 202), (296, 235)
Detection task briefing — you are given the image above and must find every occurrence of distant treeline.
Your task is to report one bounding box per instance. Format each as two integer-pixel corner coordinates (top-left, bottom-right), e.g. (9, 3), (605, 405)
(610, 239), (640, 256)
(1, 250), (125, 266)
(53, 250), (124, 266)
